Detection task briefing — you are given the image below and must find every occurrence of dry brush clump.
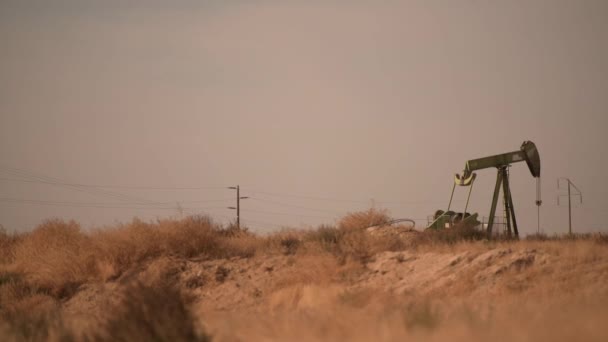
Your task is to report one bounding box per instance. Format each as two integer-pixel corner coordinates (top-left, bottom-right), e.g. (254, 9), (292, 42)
(0, 215), (258, 341)
(0, 226), (21, 265)
(526, 232), (608, 244)
(337, 208), (391, 231)
(0, 274), (211, 341)
(3, 216), (262, 303)
(0, 268), (71, 341)
(300, 209), (408, 263)
(0, 306), (73, 342)
(90, 280), (210, 342)
(11, 219), (95, 298)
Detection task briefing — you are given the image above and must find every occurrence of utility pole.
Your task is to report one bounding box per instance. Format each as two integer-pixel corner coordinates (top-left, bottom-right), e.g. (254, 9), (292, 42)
(568, 179), (572, 235)
(557, 178), (582, 235)
(228, 185), (249, 229)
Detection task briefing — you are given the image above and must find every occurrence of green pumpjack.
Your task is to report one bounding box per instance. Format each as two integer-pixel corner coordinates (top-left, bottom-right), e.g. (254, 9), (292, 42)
(427, 141), (542, 239)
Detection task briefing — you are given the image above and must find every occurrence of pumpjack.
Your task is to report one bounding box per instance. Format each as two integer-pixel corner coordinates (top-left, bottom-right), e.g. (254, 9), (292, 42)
(428, 141), (542, 238)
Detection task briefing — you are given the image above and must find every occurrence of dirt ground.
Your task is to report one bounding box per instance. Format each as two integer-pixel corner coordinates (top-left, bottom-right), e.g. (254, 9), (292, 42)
(61, 236), (608, 342)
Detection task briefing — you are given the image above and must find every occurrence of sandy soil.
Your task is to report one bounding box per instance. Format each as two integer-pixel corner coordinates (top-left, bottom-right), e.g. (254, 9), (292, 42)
(61, 235), (608, 342)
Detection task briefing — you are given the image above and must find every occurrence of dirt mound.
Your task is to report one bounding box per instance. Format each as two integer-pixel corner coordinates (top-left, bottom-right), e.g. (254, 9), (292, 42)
(358, 248), (548, 297)
(56, 240), (608, 341)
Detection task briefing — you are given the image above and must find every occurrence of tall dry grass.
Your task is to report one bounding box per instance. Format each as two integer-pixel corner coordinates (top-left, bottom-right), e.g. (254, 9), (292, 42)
(90, 280), (210, 342)
(337, 208), (391, 230)
(1, 210), (607, 341)
(0, 226), (20, 265)
(0, 276), (209, 342)
(3, 216), (260, 299)
(1, 215), (256, 341)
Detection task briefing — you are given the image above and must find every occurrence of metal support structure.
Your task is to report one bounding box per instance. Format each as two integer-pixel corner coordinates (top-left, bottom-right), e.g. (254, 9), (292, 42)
(501, 169), (512, 237)
(503, 170), (519, 237)
(536, 178), (542, 234)
(464, 179), (475, 214)
(486, 169), (504, 237)
(228, 185), (249, 229)
(486, 167), (519, 238)
(447, 182), (456, 212)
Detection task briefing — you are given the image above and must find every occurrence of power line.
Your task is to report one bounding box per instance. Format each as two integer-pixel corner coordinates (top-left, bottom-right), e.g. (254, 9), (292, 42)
(0, 199), (225, 210)
(0, 177), (226, 190)
(0, 165), (164, 205)
(0, 197), (233, 206)
(249, 197), (346, 215)
(241, 208), (336, 220)
(0, 166), (240, 222)
(0, 166), (426, 229)
(0, 166), (233, 214)
(248, 189), (389, 204)
(248, 188), (455, 206)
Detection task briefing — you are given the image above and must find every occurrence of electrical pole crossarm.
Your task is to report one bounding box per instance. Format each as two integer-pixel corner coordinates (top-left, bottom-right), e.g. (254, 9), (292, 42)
(228, 185), (249, 230)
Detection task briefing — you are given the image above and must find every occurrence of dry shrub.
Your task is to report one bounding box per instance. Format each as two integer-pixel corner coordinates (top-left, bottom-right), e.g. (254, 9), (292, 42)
(134, 216), (260, 259)
(0, 271), (69, 342)
(1, 272), (210, 341)
(305, 225), (343, 248)
(91, 219), (164, 280)
(338, 208), (391, 231)
(0, 226), (20, 265)
(6, 216), (262, 300)
(160, 216), (221, 258)
(261, 230), (306, 256)
(0, 272), (36, 309)
(332, 208), (398, 262)
(218, 222), (251, 237)
(594, 233), (608, 244)
(0, 306), (73, 342)
(303, 224), (408, 264)
(218, 235), (259, 258)
(526, 232), (608, 244)
(91, 281), (210, 342)
(12, 219), (94, 298)
(92, 216), (261, 280)
(335, 229), (374, 263)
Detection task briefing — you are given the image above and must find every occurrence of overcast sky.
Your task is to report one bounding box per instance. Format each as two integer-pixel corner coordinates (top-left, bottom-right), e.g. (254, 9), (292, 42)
(1, 0), (607, 234)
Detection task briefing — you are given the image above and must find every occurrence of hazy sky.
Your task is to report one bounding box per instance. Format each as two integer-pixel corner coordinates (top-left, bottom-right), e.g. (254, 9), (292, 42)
(1, 0), (607, 234)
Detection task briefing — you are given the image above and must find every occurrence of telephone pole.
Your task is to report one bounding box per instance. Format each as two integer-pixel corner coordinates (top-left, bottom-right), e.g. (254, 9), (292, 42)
(557, 178), (582, 235)
(228, 185), (249, 229)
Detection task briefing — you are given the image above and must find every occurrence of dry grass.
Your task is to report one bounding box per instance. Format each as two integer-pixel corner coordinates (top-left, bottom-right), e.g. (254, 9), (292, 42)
(0, 276), (209, 342)
(0, 214), (264, 341)
(0, 210), (607, 341)
(3, 216), (261, 299)
(0, 226), (20, 265)
(12, 219), (94, 298)
(337, 207), (390, 231)
(90, 280), (210, 342)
